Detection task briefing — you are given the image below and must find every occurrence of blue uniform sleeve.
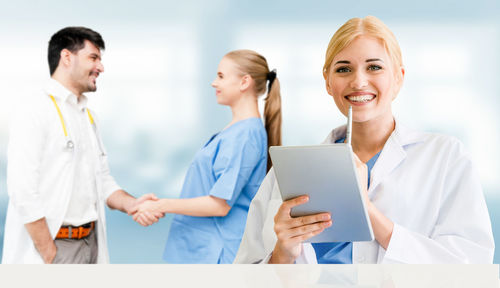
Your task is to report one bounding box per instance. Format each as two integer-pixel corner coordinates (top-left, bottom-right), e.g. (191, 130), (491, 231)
(209, 135), (263, 207)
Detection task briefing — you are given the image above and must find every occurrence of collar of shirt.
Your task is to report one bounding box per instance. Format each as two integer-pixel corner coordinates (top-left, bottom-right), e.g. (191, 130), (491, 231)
(323, 117), (425, 147)
(44, 78), (89, 112)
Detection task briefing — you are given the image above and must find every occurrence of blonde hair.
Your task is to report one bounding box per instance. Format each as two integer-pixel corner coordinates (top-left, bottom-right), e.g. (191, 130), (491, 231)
(323, 16), (403, 78)
(225, 49), (282, 172)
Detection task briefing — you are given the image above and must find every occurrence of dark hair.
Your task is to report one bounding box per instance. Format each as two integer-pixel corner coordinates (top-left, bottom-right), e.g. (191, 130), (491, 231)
(48, 26), (105, 75)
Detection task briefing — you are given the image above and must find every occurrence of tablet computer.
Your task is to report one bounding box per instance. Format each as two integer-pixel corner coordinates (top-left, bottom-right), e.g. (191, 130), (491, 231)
(269, 144), (374, 243)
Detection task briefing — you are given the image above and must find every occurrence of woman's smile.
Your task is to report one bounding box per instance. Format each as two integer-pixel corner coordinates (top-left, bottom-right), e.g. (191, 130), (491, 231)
(344, 91), (377, 105)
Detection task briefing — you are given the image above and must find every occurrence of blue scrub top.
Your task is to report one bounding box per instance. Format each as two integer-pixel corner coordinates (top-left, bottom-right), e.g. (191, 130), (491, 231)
(312, 139), (380, 264)
(164, 118), (267, 264)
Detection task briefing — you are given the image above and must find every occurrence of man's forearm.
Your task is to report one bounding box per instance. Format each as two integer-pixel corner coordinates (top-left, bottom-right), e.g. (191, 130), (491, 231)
(24, 217), (57, 263)
(106, 189), (136, 214)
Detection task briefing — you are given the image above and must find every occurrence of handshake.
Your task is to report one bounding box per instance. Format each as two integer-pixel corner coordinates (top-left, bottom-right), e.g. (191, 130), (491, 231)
(126, 194), (166, 227)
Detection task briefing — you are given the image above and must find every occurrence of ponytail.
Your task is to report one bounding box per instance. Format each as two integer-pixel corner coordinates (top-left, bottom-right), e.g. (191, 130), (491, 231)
(264, 73), (282, 172)
(224, 50), (282, 172)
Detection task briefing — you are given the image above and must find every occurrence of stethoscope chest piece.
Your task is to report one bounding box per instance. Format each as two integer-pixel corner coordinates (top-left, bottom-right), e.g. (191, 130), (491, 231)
(66, 140), (74, 151)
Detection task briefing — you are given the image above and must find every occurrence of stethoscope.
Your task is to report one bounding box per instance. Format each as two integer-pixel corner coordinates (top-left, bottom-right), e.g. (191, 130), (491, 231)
(49, 94), (105, 155)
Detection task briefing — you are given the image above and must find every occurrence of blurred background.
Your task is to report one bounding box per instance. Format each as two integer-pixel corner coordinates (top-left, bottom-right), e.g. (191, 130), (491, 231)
(0, 0), (499, 263)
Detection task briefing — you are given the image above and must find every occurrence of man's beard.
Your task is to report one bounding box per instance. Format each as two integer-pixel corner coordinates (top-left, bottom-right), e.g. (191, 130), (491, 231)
(86, 82), (97, 92)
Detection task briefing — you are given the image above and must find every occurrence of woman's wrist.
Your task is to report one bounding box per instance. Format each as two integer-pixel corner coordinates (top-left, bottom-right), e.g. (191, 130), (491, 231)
(269, 245), (296, 264)
(159, 198), (170, 214)
(366, 201), (375, 215)
(366, 201), (394, 250)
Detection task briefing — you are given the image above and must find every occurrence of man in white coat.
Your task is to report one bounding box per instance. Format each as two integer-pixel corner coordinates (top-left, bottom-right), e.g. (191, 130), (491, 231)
(2, 27), (163, 264)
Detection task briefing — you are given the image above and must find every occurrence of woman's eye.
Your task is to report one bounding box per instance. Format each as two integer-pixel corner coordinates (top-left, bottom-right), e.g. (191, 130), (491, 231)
(368, 65), (382, 71)
(335, 67), (350, 73)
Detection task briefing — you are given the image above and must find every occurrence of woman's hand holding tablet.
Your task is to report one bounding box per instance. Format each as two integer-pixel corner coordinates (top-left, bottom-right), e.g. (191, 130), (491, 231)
(269, 196), (332, 264)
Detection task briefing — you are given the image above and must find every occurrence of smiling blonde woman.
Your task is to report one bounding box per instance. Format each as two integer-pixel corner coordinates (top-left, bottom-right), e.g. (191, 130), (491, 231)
(234, 16), (494, 264)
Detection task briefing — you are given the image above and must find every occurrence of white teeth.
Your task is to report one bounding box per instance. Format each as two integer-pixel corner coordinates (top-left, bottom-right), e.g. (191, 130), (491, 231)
(347, 95), (375, 102)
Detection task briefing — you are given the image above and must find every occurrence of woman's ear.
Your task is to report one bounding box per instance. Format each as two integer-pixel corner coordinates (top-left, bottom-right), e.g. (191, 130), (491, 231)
(398, 66), (405, 84)
(324, 68), (334, 96)
(240, 75), (252, 92)
(392, 66), (405, 100)
(326, 80), (333, 96)
(325, 77), (334, 97)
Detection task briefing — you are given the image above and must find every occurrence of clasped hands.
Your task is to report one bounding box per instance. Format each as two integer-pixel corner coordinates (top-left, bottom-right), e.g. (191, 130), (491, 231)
(126, 194), (166, 227)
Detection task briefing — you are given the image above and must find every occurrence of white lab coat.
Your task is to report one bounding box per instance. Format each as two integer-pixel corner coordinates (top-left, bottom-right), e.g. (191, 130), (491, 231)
(234, 119), (495, 264)
(2, 80), (121, 264)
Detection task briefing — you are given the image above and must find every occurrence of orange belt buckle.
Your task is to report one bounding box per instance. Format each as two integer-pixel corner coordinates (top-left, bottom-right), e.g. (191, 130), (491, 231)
(78, 226), (84, 239)
(57, 222), (94, 239)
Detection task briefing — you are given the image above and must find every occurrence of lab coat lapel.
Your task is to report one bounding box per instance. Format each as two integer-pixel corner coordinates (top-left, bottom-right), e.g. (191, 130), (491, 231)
(368, 132), (406, 194)
(325, 119), (422, 194)
(368, 121), (423, 194)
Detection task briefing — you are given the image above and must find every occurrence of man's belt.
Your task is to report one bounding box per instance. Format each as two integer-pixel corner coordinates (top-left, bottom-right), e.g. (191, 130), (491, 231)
(56, 222), (95, 239)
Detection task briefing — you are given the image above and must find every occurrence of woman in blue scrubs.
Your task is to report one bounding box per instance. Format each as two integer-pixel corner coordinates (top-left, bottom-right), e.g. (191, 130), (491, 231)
(133, 50), (282, 263)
